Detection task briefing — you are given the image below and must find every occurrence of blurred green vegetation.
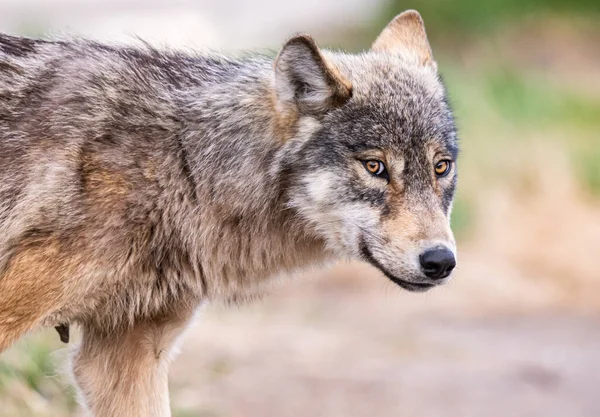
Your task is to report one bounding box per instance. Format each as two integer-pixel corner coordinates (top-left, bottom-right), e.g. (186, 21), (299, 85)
(575, 144), (600, 196)
(0, 331), (77, 417)
(441, 62), (600, 237)
(450, 65), (600, 192)
(484, 69), (600, 128)
(450, 195), (473, 239)
(482, 69), (600, 196)
(379, 0), (600, 40)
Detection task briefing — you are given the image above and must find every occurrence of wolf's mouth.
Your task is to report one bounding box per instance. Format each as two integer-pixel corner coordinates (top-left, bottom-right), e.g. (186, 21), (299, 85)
(359, 240), (436, 292)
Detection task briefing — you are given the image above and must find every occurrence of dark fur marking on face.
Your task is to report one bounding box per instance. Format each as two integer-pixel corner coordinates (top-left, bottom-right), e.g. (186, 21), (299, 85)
(381, 202), (391, 217)
(347, 183), (386, 207)
(441, 174), (457, 213)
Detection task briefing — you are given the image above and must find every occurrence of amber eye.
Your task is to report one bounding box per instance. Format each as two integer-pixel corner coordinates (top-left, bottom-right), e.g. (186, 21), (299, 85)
(434, 160), (452, 177)
(363, 160), (386, 177)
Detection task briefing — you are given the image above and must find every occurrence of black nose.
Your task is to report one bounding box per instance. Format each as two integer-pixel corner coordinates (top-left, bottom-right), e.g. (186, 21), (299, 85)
(419, 247), (456, 280)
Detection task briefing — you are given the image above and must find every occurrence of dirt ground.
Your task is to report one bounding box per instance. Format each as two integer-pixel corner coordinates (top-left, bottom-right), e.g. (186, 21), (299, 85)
(171, 263), (600, 417)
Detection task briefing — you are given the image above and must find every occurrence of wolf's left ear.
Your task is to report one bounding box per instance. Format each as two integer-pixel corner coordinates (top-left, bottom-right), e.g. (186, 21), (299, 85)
(372, 10), (437, 70)
(274, 34), (352, 116)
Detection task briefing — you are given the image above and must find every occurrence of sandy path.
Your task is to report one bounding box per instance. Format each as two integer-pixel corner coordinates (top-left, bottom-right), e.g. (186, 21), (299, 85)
(170, 263), (600, 417)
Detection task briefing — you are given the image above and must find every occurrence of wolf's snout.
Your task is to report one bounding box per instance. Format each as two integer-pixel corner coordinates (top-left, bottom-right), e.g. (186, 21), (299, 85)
(419, 247), (456, 280)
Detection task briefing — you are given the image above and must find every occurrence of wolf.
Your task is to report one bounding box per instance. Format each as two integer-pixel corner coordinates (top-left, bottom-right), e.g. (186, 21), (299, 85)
(0, 9), (458, 416)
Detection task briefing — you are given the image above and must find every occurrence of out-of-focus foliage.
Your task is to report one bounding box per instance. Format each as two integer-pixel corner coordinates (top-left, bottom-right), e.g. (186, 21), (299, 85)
(379, 0), (600, 40)
(0, 331), (77, 417)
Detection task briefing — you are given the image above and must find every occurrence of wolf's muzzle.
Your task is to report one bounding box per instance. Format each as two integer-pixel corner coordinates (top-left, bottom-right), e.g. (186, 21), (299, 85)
(359, 238), (436, 292)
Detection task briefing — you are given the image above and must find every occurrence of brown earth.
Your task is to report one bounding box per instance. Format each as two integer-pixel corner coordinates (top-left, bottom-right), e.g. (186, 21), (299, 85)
(172, 266), (600, 417)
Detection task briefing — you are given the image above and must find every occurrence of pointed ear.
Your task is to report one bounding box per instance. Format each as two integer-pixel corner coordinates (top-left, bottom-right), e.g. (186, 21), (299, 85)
(274, 34), (352, 116)
(372, 10), (436, 69)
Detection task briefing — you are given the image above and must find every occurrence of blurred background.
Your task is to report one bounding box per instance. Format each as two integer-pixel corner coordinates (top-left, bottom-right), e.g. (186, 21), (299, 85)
(1, 0), (599, 416)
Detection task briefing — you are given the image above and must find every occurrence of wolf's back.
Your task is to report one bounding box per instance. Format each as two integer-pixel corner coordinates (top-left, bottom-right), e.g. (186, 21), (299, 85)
(0, 35), (53, 228)
(0, 34), (56, 115)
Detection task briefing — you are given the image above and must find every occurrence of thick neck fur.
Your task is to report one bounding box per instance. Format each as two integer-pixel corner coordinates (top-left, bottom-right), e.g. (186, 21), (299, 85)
(172, 58), (329, 300)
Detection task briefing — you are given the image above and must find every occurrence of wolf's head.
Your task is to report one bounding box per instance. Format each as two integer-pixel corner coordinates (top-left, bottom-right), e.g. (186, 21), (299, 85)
(274, 10), (457, 292)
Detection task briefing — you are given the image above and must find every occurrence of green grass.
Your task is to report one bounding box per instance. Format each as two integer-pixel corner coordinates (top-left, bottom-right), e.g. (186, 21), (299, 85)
(378, 0), (600, 41)
(480, 68), (600, 196)
(440, 59), (600, 196)
(573, 143), (600, 196)
(450, 194), (474, 241)
(0, 331), (77, 417)
(484, 69), (600, 128)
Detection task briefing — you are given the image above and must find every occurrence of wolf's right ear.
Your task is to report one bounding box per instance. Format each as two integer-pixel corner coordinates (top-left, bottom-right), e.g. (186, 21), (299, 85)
(274, 34), (352, 117)
(372, 10), (436, 70)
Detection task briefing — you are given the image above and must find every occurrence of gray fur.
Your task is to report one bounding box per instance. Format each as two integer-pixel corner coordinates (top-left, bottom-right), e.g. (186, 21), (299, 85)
(0, 12), (458, 415)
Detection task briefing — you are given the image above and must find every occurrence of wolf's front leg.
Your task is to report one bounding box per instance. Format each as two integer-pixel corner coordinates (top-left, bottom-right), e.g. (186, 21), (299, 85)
(72, 310), (194, 417)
